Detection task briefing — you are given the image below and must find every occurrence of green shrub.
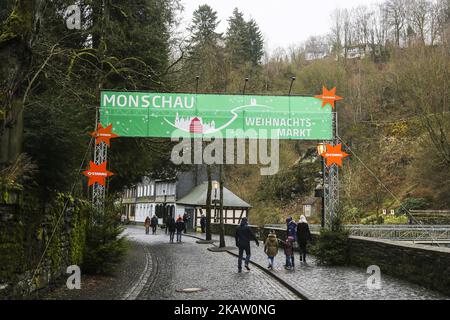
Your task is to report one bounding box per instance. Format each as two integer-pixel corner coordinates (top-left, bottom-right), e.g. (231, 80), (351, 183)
(361, 214), (384, 225)
(311, 216), (349, 266)
(398, 197), (430, 215)
(341, 206), (364, 224)
(82, 203), (129, 275)
(383, 215), (408, 225)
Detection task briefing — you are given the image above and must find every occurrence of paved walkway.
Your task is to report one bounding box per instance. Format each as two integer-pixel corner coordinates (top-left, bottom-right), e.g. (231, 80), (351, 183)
(193, 233), (448, 300)
(40, 226), (299, 300)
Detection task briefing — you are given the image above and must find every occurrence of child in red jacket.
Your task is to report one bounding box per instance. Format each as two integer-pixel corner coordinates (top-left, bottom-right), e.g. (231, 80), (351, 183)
(280, 236), (295, 270)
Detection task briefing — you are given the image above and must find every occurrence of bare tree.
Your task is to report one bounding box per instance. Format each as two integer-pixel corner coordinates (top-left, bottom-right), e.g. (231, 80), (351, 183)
(385, 0), (407, 46)
(368, 3), (389, 57)
(407, 0), (431, 44)
(353, 5), (374, 50)
(429, 0), (450, 45)
(330, 9), (343, 59)
(343, 9), (352, 59)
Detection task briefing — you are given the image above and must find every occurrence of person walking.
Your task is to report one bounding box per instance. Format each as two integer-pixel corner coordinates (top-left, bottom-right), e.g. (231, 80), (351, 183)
(280, 236), (295, 270)
(183, 212), (189, 234)
(175, 216), (185, 243)
(286, 216), (297, 240)
(144, 217), (151, 235)
(168, 217), (176, 243)
(285, 217), (297, 266)
(235, 217), (259, 273)
(264, 230), (279, 270)
(200, 214), (206, 233)
(165, 214), (171, 235)
(297, 215), (312, 265)
(151, 215), (158, 235)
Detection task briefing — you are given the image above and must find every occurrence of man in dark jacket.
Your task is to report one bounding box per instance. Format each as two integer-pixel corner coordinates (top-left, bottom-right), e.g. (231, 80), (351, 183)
(165, 214), (171, 235)
(151, 215), (158, 235)
(183, 212), (189, 234)
(175, 216), (185, 243)
(168, 217), (176, 243)
(200, 214), (206, 233)
(235, 217), (259, 273)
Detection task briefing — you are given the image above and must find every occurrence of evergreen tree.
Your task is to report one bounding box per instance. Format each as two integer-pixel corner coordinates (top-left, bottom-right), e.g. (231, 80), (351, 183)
(225, 8), (250, 65)
(1, 0), (182, 203)
(223, 8), (265, 93)
(182, 4), (225, 92)
(247, 19), (265, 66)
(189, 4), (222, 49)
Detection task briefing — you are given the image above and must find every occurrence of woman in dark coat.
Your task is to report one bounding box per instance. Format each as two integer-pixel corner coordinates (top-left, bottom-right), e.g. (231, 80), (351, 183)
(296, 215), (312, 264)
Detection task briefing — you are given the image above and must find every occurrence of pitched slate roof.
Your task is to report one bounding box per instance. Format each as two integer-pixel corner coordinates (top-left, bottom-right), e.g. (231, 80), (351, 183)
(176, 182), (251, 208)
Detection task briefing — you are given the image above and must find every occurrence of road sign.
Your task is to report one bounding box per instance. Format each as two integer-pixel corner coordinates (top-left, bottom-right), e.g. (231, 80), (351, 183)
(100, 91), (333, 140)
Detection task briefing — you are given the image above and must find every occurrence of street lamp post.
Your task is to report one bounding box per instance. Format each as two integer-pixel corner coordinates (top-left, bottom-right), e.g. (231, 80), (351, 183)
(163, 189), (167, 234)
(317, 143), (327, 229)
(213, 180), (225, 248)
(212, 181), (219, 223)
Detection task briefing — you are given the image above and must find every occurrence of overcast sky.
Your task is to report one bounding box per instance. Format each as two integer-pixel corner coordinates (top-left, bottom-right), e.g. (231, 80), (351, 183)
(179, 0), (380, 52)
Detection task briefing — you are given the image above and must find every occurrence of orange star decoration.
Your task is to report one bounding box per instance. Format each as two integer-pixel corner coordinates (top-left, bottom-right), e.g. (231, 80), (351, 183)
(315, 86), (343, 109)
(82, 161), (114, 186)
(91, 124), (119, 146)
(321, 144), (349, 167)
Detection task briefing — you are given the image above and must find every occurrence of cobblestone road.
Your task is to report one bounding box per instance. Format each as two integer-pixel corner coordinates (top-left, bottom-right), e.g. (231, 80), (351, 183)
(125, 227), (298, 300)
(40, 226), (299, 300)
(201, 234), (448, 300)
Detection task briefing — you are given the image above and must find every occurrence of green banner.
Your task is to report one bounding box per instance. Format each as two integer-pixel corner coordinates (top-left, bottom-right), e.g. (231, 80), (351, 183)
(100, 91), (332, 140)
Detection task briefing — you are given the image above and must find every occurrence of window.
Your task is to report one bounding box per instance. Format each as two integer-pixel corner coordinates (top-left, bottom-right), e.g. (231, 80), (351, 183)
(150, 184), (154, 196)
(169, 182), (176, 195)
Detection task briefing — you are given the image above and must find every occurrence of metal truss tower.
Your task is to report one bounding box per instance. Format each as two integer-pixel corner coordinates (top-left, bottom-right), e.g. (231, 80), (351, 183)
(92, 111), (107, 213)
(323, 111), (339, 228)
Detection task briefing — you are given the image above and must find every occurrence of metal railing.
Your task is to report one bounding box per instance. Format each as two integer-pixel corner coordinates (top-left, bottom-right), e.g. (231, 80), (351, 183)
(264, 224), (450, 242)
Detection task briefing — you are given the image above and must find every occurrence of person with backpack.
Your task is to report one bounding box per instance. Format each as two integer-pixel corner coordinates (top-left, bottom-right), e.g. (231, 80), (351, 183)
(286, 216), (297, 240)
(175, 216), (185, 243)
(235, 217), (259, 273)
(297, 215), (313, 265)
(264, 230), (279, 270)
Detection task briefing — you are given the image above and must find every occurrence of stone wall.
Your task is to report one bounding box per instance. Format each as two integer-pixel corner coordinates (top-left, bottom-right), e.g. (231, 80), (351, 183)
(0, 197), (89, 298)
(211, 223), (450, 296)
(347, 236), (450, 296)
